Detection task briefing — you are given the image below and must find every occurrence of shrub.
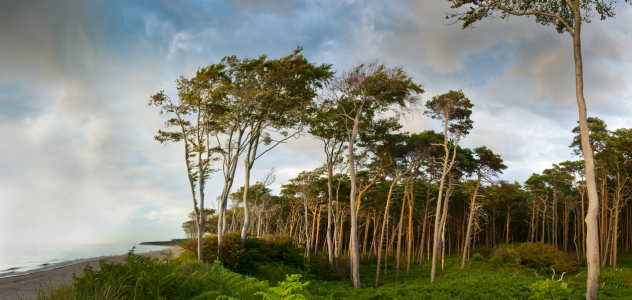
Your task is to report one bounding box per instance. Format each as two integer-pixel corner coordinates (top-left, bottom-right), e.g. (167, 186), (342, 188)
(470, 245), (492, 258)
(599, 271), (624, 286)
(68, 248), (270, 299)
(492, 244), (520, 264)
(528, 280), (571, 300)
(305, 253), (347, 281)
(180, 233), (305, 275)
(489, 256), (504, 268)
(469, 253), (485, 262)
(515, 243), (580, 273)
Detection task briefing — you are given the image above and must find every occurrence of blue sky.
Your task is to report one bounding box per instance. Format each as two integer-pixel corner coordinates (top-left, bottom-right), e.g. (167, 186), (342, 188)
(0, 0), (631, 244)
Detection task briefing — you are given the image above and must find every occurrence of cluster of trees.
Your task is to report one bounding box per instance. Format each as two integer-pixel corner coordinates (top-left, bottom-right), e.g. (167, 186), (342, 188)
(150, 0), (632, 298)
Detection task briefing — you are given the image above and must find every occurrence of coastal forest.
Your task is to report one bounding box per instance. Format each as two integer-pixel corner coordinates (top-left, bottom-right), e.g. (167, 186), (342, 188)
(34, 0), (632, 299)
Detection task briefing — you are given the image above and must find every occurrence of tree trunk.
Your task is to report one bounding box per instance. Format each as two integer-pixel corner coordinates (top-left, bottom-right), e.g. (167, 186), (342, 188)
(326, 165), (335, 265)
(571, 16), (600, 299)
(407, 179), (415, 275)
(375, 174), (405, 287)
(420, 180), (433, 267)
(304, 201), (312, 262)
(431, 117), (456, 283)
(241, 160), (252, 248)
(315, 205), (323, 254)
(347, 108), (362, 289)
(396, 195), (407, 281)
(461, 175), (481, 269)
(506, 205), (511, 245)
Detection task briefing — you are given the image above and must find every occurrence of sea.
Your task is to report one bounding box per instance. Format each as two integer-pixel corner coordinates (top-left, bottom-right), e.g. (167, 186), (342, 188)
(0, 244), (172, 278)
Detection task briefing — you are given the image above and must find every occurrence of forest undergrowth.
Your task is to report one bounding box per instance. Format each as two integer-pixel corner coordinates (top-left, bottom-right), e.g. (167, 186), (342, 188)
(35, 237), (632, 300)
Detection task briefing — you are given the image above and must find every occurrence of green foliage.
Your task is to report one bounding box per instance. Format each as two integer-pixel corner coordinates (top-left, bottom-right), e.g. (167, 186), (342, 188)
(469, 253), (485, 262)
(69, 249), (270, 300)
(256, 275), (309, 300)
(180, 233), (305, 275)
(528, 280), (571, 300)
(305, 253), (348, 281)
(489, 256), (504, 268)
(470, 245), (492, 258)
(516, 243), (580, 273)
(599, 271), (624, 286)
(492, 244), (520, 264)
(37, 247), (314, 300)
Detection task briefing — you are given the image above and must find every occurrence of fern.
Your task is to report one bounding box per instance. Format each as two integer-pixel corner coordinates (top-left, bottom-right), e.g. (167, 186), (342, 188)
(256, 274), (309, 300)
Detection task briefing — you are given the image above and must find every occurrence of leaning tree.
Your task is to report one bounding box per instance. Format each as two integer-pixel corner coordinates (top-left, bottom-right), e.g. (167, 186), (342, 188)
(323, 61), (423, 289)
(148, 64), (227, 261)
(424, 90), (473, 283)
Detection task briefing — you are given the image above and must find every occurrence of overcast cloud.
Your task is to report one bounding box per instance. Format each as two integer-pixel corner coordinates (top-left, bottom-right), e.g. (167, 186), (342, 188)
(0, 0), (630, 244)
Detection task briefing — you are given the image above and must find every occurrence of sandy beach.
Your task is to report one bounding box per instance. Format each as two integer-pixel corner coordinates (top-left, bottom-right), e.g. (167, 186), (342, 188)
(0, 246), (183, 300)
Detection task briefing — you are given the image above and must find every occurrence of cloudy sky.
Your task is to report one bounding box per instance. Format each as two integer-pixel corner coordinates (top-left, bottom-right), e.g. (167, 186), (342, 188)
(1, 0), (630, 244)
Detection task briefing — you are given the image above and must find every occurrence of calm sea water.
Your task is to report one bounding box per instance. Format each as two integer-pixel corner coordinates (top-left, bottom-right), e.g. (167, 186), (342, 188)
(0, 244), (172, 278)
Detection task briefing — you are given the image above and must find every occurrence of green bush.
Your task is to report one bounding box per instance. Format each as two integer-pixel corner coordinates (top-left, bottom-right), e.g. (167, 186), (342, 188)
(469, 253), (485, 262)
(489, 256), (504, 268)
(305, 253), (348, 281)
(470, 245), (492, 258)
(180, 233), (305, 275)
(599, 271), (624, 286)
(492, 244), (520, 264)
(37, 248), (311, 300)
(516, 243), (580, 273)
(528, 280), (571, 300)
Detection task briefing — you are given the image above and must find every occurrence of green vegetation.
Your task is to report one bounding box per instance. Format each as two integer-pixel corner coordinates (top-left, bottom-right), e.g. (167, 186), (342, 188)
(37, 241), (632, 300)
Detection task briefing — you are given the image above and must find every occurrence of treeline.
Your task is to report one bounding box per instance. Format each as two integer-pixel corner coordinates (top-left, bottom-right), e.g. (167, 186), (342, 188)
(186, 116), (631, 284)
(151, 48), (630, 289)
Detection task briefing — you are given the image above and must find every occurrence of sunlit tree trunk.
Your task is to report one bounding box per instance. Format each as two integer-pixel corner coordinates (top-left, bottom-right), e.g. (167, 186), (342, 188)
(570, 16), (601, 299)
(461, 174), (481, 269)
(396, 193), (407, 281)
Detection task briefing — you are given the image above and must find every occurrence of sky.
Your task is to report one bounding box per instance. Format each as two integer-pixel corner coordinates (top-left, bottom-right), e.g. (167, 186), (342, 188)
(0, 0), (631, 244)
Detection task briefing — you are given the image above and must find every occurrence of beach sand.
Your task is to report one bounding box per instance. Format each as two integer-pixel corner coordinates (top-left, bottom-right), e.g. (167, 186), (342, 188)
(0, 246), (183, 300)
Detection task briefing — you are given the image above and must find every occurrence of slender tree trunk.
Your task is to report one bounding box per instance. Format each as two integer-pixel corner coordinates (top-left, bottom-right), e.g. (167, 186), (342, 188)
(327, 166), (335, 265)
(420, 180), (433, 267)
(375, 174), (405, 287)
(315, 205), (323, 254)
(461, 175), (481, 269)
(347, 107), (362, 289)
(304, 201), (312, 262)
(506, 205), (511, 245)
(570, 17), (600, 299)
(407, 179), (415, 275)
(431, 117), (456, 283)
(241, 161), (252, 248)
(396, 195), (407, 281)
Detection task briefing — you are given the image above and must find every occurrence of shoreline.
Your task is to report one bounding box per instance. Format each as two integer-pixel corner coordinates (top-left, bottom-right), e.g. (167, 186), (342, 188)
(0, 246), (183, 300)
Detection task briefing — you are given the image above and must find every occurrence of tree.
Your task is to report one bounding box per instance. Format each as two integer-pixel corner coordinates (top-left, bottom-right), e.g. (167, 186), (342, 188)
(461, 146), (507, 269)
(182, 208), (216, 239)
(213, 48), (332, 256)
(229, 49), (332, 249)
(148, 64), (226, 261)
(424, 90), (473, 283)
(323, 61), (423, 289)
(282, 170), (321, 262)
(446, 1), (632, 297)
(308, 103), (347, 266)
(601, 128), (632, 268)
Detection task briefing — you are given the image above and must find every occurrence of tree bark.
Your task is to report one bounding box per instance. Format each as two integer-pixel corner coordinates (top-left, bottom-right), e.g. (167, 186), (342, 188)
(347, 106), (362, 289)
(571, 14), (600, 299)
(461, 174), (481, 269)
(396, 194), (407, 281)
